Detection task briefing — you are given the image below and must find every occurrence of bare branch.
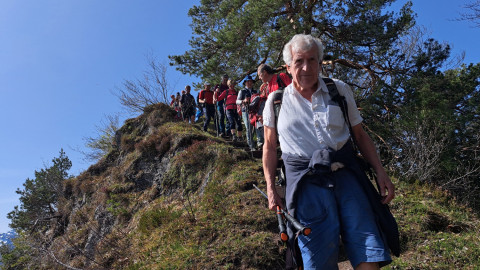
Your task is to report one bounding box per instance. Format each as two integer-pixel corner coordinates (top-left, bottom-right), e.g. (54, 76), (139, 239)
(458, 1), (480, 27)
(113, 56), (177, 114)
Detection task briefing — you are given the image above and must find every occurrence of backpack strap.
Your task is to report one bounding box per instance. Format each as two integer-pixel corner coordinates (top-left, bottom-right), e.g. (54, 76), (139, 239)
(323, 78), (347, 121)
(322, 78), (359, 150)
(272, 73), (290, 129)
(272, 89), (284, 131)
(277, 73), (286, 89)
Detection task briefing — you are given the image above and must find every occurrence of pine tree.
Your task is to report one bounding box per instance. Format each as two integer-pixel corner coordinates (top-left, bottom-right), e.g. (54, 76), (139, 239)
(7, 150), (72, 232)
(169, 0), (415, 87)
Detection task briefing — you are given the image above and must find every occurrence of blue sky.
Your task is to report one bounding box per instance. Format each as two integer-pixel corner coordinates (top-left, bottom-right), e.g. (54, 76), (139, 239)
(0, 1), (479, 234)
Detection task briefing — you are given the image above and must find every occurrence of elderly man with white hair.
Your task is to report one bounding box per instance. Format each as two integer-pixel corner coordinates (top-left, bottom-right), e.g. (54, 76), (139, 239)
(262, 34), (395, 269)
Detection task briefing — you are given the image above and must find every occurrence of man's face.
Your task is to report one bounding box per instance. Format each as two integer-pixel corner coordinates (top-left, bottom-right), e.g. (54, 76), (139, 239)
(185, 86), (191, 93)
(287, 46), (320, 91)
(205, 84), (211, 91)
(258, 70), (267, 83)
(245, 80), (253, 88)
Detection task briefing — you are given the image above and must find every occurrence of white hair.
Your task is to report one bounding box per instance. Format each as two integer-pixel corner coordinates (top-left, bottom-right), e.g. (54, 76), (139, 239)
(283, 34), (324, 66)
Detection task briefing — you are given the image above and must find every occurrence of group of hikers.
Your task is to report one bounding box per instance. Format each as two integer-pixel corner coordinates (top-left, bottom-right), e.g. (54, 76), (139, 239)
(169, 68), (291, 151)
(169, 86), (195, 124)
(170, 33), (397, 269)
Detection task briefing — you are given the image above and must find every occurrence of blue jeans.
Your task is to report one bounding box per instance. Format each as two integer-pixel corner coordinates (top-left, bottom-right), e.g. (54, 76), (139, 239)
(216, 104), (225, 135)
(203, 104), (215, 131)
(225, 112), (231, 135)
(295, 169), (391, 269)
(226, 109), (242, 132)
(242, 111), (254, 148)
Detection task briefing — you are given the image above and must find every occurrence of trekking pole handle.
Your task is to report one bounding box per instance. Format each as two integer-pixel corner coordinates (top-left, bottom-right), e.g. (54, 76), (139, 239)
(253, 184), (288, 241)
(252, 184), (311, 236)
(281, 210), (311, 236)
(277, 206), (288, 242)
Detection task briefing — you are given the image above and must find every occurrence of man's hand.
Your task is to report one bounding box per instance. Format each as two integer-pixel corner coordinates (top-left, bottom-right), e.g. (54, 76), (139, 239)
(258, 116), (263, 123)
(376, 169), (395, 204)
(267, 186), (285, 211)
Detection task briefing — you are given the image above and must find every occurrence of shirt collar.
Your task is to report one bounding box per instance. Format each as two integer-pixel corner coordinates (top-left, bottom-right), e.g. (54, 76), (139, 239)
(316, 77), (329, 94)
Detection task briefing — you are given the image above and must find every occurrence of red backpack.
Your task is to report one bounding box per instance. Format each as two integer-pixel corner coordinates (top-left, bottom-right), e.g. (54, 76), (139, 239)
(248, 93), (267, 126)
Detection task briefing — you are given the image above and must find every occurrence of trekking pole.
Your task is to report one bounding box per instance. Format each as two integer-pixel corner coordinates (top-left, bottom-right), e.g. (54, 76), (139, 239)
(214, 101), (219, 137)
(252, 184), (311, 237)
(276, 206), (288, 242)
(252, 184), (288, 242)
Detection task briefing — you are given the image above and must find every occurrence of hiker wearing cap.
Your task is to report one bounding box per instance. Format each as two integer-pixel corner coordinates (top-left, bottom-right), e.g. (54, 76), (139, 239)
(262, 34), (395, 269)
(236, 75), (257, 151)
(199, 82), (215, 132)
(257, 63), (292, 96)
(216, 79), (243, 141)
(180, 85), (196, 124)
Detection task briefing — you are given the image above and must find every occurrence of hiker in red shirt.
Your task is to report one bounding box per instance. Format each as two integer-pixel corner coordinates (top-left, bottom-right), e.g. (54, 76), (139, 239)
(214, 74), (231, 137)
(198, 82), (215, 132)
(215, 79), (243, 142)
(257, 63), (292, 96)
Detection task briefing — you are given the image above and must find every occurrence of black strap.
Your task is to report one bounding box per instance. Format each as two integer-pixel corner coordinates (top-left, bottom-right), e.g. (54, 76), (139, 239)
(285, 231), (303, 270)
(272, 89), (284, 135)
(323, 78), (360, 153)
(277, 73), (286, 89)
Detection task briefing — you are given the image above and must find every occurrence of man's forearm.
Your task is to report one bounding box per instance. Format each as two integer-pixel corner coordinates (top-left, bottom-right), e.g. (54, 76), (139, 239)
(263, 126), (282, 210)
(352, 124), (384, 173)
(263, 144), (277, 191)
(352, 124), (395, 202)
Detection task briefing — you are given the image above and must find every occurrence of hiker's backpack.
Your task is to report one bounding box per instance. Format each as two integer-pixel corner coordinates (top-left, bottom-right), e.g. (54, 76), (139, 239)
(273, 77), (400, 269)
(249, 83), (268, 115)
(248, 93), (267, 126)
(197, 93), (203, 109)
(272, 73), (289, 131)
(248, 94), (260, 125)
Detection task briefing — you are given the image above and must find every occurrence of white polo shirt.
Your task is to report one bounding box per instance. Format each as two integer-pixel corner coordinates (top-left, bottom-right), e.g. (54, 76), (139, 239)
(263, 77), (363, 158)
